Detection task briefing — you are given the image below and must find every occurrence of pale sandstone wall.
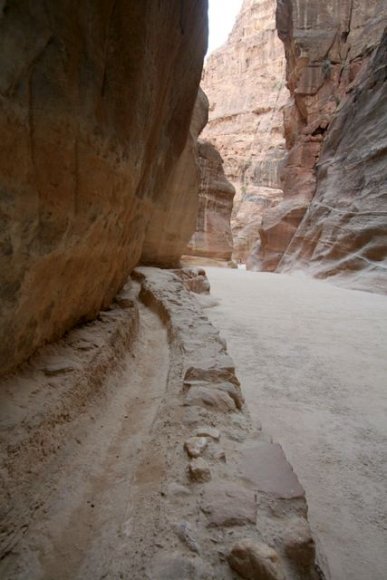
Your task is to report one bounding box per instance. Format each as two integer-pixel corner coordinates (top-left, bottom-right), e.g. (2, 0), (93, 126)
(202, 0), (288, 262)
(0, 0), (207, 373)
(186, 139), (235, 261)
(141, 89), (209, 267)
(255, 0), (387, 278)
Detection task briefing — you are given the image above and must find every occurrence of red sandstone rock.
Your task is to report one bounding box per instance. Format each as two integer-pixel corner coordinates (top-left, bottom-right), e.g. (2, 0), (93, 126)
(0, 1), (207, 373)
(141, 89), (209, 267)
(201, 0), (288, 262)
(279, 31), (387, 292)
(257, 0), (387, 281)
(186, 139), (235, 260)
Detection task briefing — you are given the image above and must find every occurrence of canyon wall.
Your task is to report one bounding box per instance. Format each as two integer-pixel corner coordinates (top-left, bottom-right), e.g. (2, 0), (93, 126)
(201, 0), (288, 262)
(0, 0), (207, 374)
(279, 29), (387, 292)
(186, 139), (235, 261)
(141, 88), (209, 267)
(255, 0), (387, 284)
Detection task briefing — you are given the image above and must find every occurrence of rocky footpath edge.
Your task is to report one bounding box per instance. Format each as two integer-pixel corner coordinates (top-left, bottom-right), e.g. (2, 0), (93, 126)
(0, 284), (139, 567)
(132, 267), (325, 579)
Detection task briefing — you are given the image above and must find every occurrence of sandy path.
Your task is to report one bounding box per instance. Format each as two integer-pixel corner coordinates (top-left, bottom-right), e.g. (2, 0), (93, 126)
(1, 301), (169, 580)
(203, 267), (387, 580)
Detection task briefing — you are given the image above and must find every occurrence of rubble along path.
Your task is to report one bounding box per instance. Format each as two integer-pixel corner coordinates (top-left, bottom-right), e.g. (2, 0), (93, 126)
(203, 267), (387, 580)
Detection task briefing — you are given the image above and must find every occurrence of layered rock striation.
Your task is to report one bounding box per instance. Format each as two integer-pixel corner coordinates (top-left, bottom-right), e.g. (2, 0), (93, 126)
(0, 0), (207, 373)
(279, 29), (387, 292)
(255, 0), (387, 285)
(141, 88), (209, 267)
(201, 0), (288, 262)
(186, 138), (235, 261)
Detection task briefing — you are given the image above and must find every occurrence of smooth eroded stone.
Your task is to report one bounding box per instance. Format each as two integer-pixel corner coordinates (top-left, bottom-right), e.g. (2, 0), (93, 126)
(283, 518), (315, 569)
(188, 458), (211, 483)
(0, 0), (207, 374)
(238, 443), (305, 499)
(193, 426), (221, 441)
(201, 483), (256, 527)
(228, 540), (285, 580)
(175, 521), (200, 553)
(184, 436), (208, 458)
(185, 386), (237, 413)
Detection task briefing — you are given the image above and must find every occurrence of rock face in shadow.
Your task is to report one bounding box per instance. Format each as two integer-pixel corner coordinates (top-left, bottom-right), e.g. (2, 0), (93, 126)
(279, 31), (387, 292)
(141, 88), (209, 267)
(0, 0), (207, 373)
(256, 0), (387, 280)
(186, 139), (235, 261)
(201, 0), (288, 262)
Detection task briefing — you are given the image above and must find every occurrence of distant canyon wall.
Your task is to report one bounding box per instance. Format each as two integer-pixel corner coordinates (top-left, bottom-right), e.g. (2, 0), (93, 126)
(254, 0), (387, 291)
(0, 0), (208, 374)
(199, 0), (288, 262)
(186, 138), (235, 261)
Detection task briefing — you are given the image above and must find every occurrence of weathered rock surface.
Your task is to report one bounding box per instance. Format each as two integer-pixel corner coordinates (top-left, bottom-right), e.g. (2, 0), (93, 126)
(141, 88), (209, 267)
(0, 0), (207, 373)
(184, 436), (208, 458)
(228, 540), (285, 580)
(256, 0), (387, 288)
(201, 0), (288, 261)
(172, 267), (211, 294)
(135, 267), (323, 579)
(279, 30), (387, 292)
(201, 483), (257, 527)
(186, 139), (235, 260)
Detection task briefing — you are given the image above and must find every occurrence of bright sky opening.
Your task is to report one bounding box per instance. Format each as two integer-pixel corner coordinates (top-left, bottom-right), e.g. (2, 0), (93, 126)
(207, 0), (244, 56)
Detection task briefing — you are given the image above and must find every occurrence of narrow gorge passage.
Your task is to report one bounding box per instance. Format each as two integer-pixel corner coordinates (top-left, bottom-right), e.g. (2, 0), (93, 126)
(1, 300), (169, 580)
(203, 267), (387, 580)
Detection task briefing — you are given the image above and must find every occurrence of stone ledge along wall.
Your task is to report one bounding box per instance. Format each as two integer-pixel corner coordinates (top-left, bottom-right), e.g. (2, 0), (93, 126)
(201, 0), (288, 263)
(0, 0), (208, 374)
(254, 0), (387, 289)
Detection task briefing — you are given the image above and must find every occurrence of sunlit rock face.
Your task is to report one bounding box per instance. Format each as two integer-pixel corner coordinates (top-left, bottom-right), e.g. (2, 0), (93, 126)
(201, 0), (288, 262)
(255, 0), (387, 287)
(0, 0), (207, 373)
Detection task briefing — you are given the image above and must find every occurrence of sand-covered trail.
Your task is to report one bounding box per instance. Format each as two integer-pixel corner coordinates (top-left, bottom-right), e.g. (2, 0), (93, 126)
(203, 267), (387, 580)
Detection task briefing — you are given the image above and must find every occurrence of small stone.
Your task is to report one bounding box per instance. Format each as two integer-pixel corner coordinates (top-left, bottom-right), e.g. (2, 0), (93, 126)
(41, 357), (78, 376)
(228, 540), (285, 580)
(185, 386), (236, 413)
(193, 426), (220, 441)
(175, 521), (200, 553)
(238, 443), (305, 499)
(283, 518), (315, 570)
(213, 449), (226, 462)
(201, 483), (256, 527)
(184, 436), (208, 458)
(167, 482), (191, 497)
(188, 458), (211, 483)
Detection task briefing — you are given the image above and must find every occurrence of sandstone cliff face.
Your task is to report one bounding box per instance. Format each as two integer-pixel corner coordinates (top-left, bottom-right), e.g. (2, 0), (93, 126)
(141, 88), (209, 267)
(279, 30), (387, 292)
(201, 0), (288, 262)
(186, 139), (235, 260)
(0, 0), (207, 373)
(255, 0), (387, 275)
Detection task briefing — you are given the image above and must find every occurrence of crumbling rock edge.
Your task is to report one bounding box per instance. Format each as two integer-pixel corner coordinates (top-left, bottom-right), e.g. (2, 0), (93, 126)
(133, 266), (327, 579)
(0, 269), (327, 578)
